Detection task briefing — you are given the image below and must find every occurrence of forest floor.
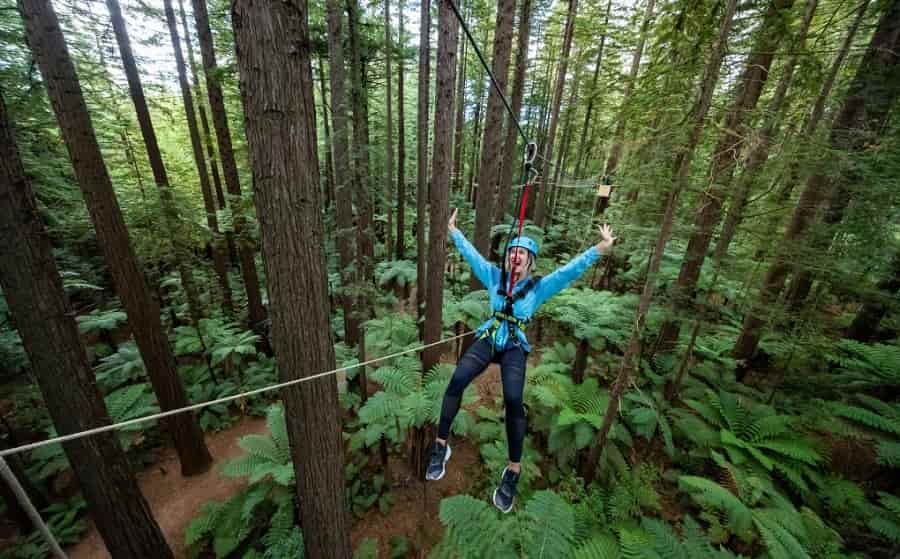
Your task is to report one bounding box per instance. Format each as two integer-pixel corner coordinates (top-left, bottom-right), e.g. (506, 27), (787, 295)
(67, 363), (504, 558)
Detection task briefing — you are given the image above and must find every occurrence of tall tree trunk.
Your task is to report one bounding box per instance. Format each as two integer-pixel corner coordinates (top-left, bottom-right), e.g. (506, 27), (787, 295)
(347, 0), (375, 284)
(495, 0), (533, 225)
(415, 0), (431, 341)
(470, 0), (516, 270)
(191, 0), (268, 336)
(548, 63), (580, 221)
(178, 0), (237, 267)
(396, 0), (407, 259)
(384, 0), (395, 261)
(318, 59), (336, 210)
(419, 0), (458, 476)
(466, 65), (486, 205)
(108, 0), (207, 329)
(573, 0), (611, 178)
(533, 0), (579, 227)
(733, 0), (900, 366)
(602, 0), (656, 182)
(713, 0), (818, 262)
(231, 3), (352, 557)
(655, 0), (795, 352)
(1, 88), (174, 559)
(452, 10), (467, 193)
(326, 0), (363, 370)
(163, 0), (234, 318)
(582, 0), (738, 485)
(19, 0), (212, 476)
(847, 252), (900, 342)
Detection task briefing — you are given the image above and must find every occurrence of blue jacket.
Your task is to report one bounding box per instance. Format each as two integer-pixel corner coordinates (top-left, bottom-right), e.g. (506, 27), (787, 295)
(450, 229), (602, 353)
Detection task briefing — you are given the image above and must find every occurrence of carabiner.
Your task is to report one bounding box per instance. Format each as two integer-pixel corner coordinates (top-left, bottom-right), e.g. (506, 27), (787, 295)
(524, 141), (537, 166)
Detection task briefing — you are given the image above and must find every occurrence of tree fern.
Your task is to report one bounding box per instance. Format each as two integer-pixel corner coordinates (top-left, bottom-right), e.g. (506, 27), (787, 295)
(95, 340), (146, 392)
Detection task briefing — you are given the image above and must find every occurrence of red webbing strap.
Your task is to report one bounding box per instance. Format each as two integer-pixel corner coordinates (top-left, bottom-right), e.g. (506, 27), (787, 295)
(507, 181), (532, 296)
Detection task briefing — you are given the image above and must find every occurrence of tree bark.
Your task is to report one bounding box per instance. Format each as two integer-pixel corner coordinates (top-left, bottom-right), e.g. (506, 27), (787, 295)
(847, 252), (900, 342)
(452, 8), (467, 193)
(347, 0), (375, 284)
(466, 67), (486, 205)
(495, 0), (534, 225)
(602, 0), (655, 181)
(416, 0), (431, 341)
(165, 0), (233, 318)
(396, 0), (407, 259)
(533, 0), (579, 227)
(1, 87), (174, 559)
(655, 0), (795, 352)
(582, 0), (737, 485)
(384, 0), (395, 261)
(108, 0), (208, 330)
(318, 58), (336, 210)
(573, 0), (611, 179)
(326, 0), (364, 400)
(470, 0), (516, 269)
(191, 0), (268, 336)
(19, 0), (211, 476)
(733, 0), (900, 365)
(418, 0), (458, 477)
(231, 2), (352, 557)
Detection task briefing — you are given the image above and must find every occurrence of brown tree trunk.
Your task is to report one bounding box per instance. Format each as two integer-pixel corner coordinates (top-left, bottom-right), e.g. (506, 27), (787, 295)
(163, 0), (234, 318)
(655, 0), (794, 352)
(713, 0), (818, 262)
(733, 0), (900, 366)
(318, 58), (336, 210)
(495, 0), (534, 225)
(1, 87), (174, 559)
(470, 0), (516, 268)
(384, 0), (395, 261)
(415, 0), (431, 341)
(574, 0), (611, 178)
(582, 0), (738, 485)
(847, 252), (900, 342)
(602, 0), (655, 182)
(347, 0), (375, 284)
(572, 337), (589, 384)
(548, 64), (580, 221)
(19, 0), (211, 476)
(326, 0), (363, 378)
(396, 0), (407, 259)
(419, 0), (458, 477)
(534, 0), (578, 227)
(452, 9), (467, 193)
(191, 0), (268, 336)
(231, 3), (352, 557)
(108, 0), (207, 329)
(178, 0), (238, 268)
(466, 70), (485, 205)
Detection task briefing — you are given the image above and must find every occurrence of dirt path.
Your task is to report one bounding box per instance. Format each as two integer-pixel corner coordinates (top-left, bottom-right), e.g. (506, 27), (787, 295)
(68, 417), (268, 559)
(68, 363), (506, 558)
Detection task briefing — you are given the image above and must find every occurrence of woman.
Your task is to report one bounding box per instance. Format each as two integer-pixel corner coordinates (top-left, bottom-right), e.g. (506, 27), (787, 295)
(427, 207), (616, 512)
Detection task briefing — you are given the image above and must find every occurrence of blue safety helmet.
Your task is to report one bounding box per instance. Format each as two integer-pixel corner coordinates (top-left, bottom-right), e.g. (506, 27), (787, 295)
(507, 236), (539, 257)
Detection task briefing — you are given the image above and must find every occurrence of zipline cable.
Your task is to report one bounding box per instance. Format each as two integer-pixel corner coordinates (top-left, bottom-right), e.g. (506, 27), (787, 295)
(0, 331), (473, 459)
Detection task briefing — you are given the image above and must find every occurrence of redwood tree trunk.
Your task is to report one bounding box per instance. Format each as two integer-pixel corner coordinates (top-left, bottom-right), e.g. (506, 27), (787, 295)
(573, 0), (611, 178)
(470, 0), (516, 267)
(318, 58), (336, 210)
(232, 2), (352, 557)
(495, 0), (534, 225)
(165, 0), (233, 317)
(0, 87), (173, 559)
(533, 0), (578, 227)
(452, 10), (467, 193)
(191, 0), (268, 336)
(582, 0), (737, 485)
(415, 0), (431, 341)
(384, 0), (395, 261)
(396, 0), (407, 259)
(19, 0), (212, 476)
(326, 0), (363, 371)
(655, 0), (794, 352)
(733, 0), (900, 366)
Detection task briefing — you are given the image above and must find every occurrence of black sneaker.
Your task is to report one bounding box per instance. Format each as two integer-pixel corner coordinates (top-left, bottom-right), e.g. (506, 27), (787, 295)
(425, 442), (452, 481)
(492, 467), (520, 513)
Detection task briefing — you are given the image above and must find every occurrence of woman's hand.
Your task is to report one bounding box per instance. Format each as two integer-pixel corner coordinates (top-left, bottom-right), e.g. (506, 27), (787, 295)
(596, 223), (616, 253)
(448, 208), (458, 232)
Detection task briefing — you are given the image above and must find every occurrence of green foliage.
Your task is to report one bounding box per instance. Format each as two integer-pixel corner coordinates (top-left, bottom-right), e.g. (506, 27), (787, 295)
(376, 259), (418, 289)
(540, 288), (638, 348)
(869, 492), (900, 544)
(75, 307), (127, 335)
(826, 395), (900, 468)
(828, 339), (900, 389)
(95, 340), (146, 392)
(0, 498), (87, 559)
(221, 404), (293, 486)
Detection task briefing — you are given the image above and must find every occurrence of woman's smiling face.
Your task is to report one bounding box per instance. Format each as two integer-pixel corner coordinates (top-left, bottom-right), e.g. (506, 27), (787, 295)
(507, 247), (531, 275)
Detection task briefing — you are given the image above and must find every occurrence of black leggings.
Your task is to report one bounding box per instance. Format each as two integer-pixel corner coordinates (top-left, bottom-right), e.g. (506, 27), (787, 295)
(437, 338), (528, 462)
